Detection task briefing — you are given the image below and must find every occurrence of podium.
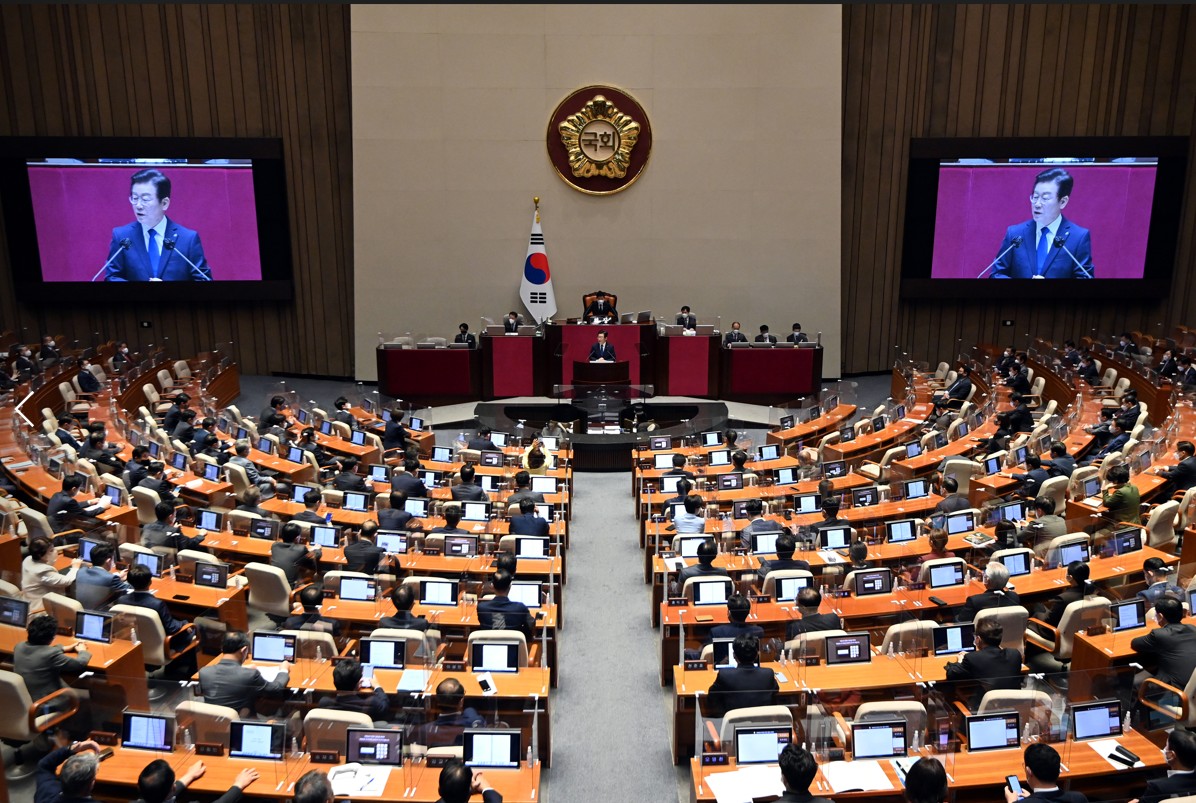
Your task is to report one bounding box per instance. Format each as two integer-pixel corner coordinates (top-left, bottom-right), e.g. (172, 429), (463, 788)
(572, 360), (630, 386)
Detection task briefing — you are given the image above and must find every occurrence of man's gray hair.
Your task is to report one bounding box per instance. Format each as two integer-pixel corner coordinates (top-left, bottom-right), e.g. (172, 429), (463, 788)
(985, 561), (1010, 591)
(61, 752), (99, 793)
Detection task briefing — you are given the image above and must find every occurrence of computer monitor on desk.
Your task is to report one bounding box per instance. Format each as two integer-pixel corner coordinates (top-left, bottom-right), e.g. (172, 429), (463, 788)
(229, 721), (285, 760)
(965, 711), (1020, 752)
(734, 726), (792, 764)
(853, 568), (893, 597)
(121, 712), (174, 752)
(420, 579), (459, 606)
(851, 720), (907, 759)
(346, 728), (404, 765)
(692, 579), (732, 606)
(463, 728), (521, 768)
(825, 632), (872, 665)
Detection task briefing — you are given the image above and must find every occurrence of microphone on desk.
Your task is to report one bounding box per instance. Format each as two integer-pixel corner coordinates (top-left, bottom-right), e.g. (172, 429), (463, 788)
(1052, 232), (1094, 279)
(976, 236), (1022, 278)
(162, 237), (211, 281)
(91, 239), (131, 281)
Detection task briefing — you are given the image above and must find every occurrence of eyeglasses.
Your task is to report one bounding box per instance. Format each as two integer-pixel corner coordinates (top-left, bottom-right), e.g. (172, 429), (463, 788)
(1029, 193), (1057, 203)
(128, 194), (159, 205)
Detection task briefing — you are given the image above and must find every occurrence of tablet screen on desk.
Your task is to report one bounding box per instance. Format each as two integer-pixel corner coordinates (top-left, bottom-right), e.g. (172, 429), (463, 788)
(965, 711), (1020, 752)
(343, 491), (369, 512)
(654, 454), (675, 470)
(340, 577), (377, 601)
(249, 518), (280, 540)
(432, 446), (454, 462)
(531, 476), (557, 494)
(1000, 551), (1032, 578)
(350, 430), (367, 446)
(104, 483), (124, 505)
(701, 431), (721, 447)
(903, 479), (930, 500)
(1049, 542), (1089, 570)
(194, 562), (230, 589)
(346, 728), (404, 765)
(774, 468), (797, 486)
(928, 562), (965, 589)
(311, 524), (341, 548)
(229, 721), (285, 760)
(676, 536), (706, 559)
(76, 610), (113, 643)
(758, 444), (780, 462)
(794, 493), (821, 514)
(660, 476), (681, 494)
(1111, 598), (1146, 632)
(853, 569), (893, 596)
(719, 473), (743, 491)
(774, 575), (811, 601)
(905, 441), (923, 459)
(826, 632), (872, 665)
(539, 436), (559, 451)
(471, 642), (520, 673)
(945, 511), (975, 535)
(257, 437), (274, 455)
(480, 450), (504, 467)
(463, 728), (521, 767)
(852, 486), (878, 507)
(196, 509), (224, 532)
(374, 531), (408, 554)
(418, 470), (443, 488)
(933, 623), (975, 655)
(135, 552), (163, 577)
(420, 579), (459, 606)
(819, 526), (852, 550)
(1110, 528), (1142, 555)
(710, 637), (736, 668)
(319, 420), (334, 436)
(0, 596), (29, 627)
(403, 498), (430, 517)
(751, 531), (780, 555)
(79, 537), (106, 564)
(251, 632), (295, 662)
(444, 535), (478, 557)
(360, 638), (404, 669)
(734, 726), (791, 764)
(650, 436), (671, 450)
(121, 712), (174, 752)
(409, 417), (424, 431)
(515, 537), (549, 559)
(508, 581), (542, 608)
(693, 579), (732, 606)
(821, 460), (846, 479)
(708, 450), (730, 467)
(779, 415), (795, 429)
(851, 719), (907, 759)
(886, 519), (918, 544)
(170, 451), (189, 471)
(202, 462), (221, 482)
(462, 502), (490, 522)
(1071, 699), (1122, 740)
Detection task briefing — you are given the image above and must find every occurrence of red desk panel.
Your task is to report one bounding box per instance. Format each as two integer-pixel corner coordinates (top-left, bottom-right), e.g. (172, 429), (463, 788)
(376, 347), (480, 403)
(721, 346), (822, 402)
(486, 335), (537, 397)
(658, 335), (718, 396)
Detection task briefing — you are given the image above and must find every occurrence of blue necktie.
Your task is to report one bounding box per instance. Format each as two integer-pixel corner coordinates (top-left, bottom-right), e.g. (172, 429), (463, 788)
(148, 229), (161, 276)
(1036, 226), (1050, 273)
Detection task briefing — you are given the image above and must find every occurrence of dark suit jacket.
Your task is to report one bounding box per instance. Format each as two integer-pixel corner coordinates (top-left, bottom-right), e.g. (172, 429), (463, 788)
(507, 489), (545, 506)
(333, 471), (367, 492)
(935, 493), (972, 514)
(390, 472), (430, 499)
(1139, 770), (1196, 803)
(467, 437), (499, 451)
(138, 475), (177, 503)
(162, 405), (185, 434)
(317, 688), (389, 721)
(1130, 623), (1196, 688)
(382, 420), (408, 450)
(1013, 467), (1050, 499)
(14, 642), (91, 701)
(755, 334), (778, 344)
(105, 218), (211, 281)
(786, 611), (842, 641)
(944, 644), (1023, 708)
(677, 313), (697, 329)
(77, 369), (101, 393)
(478, 595), (533, 639)
(1161, 456), (1196, 492)
(271, 541), (320, 585)
(758, 556), (811, 583)
(1095, 432), (1130, 460)
(588, 342), (616, 361)
(198, 657), (289, 714)
(724, 330), (748, 344)
(378, 507), (419, 531)
(114, 590), (187, 635)
(1157, 357), (1179, 378)
(509, 513), (549, 536)
(141, 520), (205, 551)
(710, 621), (765, 643)
(36, 746), (103, 803)
(955, 588), (1021, 623)
(378, 610), (429, 631)
(504, 318), (520, 333)
(583, 298), (616, 320)
(344, 539), (385, 574)
(1005, 403), (1033, 434)
(453, 333), (476, 348)
(283, 610), (342, 638)
(450, 482), (488, 501)
(707, 664), (779, 717)
(1044, 455), (1076, 479)
(991, 217), (1093, 279)
(786, 332), (809, 343)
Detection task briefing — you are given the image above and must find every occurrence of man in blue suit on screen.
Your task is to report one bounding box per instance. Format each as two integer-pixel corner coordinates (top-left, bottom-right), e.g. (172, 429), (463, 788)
(105, 168), (212, 281)
(990, 167), (1093, 279)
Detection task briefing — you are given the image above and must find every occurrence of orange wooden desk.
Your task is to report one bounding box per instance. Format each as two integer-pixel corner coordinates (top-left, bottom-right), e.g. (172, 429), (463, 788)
(0, 623), (149, 709)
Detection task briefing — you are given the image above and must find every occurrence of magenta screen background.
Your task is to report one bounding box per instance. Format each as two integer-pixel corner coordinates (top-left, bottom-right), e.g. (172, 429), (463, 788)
(929, 164), (1156, 279)
(28, 165), (262, 281)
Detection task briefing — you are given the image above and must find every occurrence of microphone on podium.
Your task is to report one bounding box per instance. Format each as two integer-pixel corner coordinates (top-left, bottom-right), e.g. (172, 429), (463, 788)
(162, 237), (211, 281)
(1052, 232), (1093, 279)
(91, 239), (131, 281)
(976, 236), (1022, 278)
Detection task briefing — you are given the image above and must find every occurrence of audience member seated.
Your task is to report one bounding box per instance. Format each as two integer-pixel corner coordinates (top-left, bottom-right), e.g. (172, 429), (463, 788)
(509, 498), (549, 537)
(663, 453), (694, 478)
(142, 501), (205, 551)
(706, 633), (778, 717)
(1042, 441), (1076, 479)
(283, 584), (342, 638)
(116, 564), (195, 652)
(137, 461), (178, 505)
(903, 757), (948, 803)
(316, 658), (388, 723)
(430, 505), (467, 535)
(757, 532), (809, 583)
(1133, 729), (1196, 803)
(344, 521), (386, 574)
(235, 486), (273, 518)
(46, 474), (109, 535)
(134, 758), (258, 803)
(944, 619), (1022, 709)
(272, 522), (321, 585)
(75, 543), (131, 610)
(418, 679), (484, 748)
(331, 396), (358, 427)
(437, 758), (501, 803)
(674, 494), (706, 534)
(1011, 454), (1049, 499)
(708, 594), (765, 645)
(1156, 440), (1196, 495)
(467, 427), (499, 452)
(1137, 556), (1184, 607)
(932, 477), (970, 514)
(451, 463), (488, 502)
(506, 470), (544, 506)
(391, 457), (430, 498)
(292, 489), (328, 525)
(15, 613), (91, 737)
(379, 490), (422, 531)
(378, 583), (429, 631)
(739, 498), (782, 550)
(1130, 595), (1196, 694)
(1004, 743), (1088, 803)
(677, 538), (729, 587)
(1017, 498), (1066, 558)
(22, 536), (81, 612)
(198, 631), (290, 717)
(331, 457), (367, 492)
(477, 569), (532, 639)
(34, 736), (104, 803)
(955, 561), (1020, 623)
(785, 587), (841, 640)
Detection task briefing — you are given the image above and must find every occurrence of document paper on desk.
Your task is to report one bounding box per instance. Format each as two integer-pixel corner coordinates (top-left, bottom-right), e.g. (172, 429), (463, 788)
(184, 478), (205, 489)
(822, 759), (894, 793)
(1085, 738), (1148, 770)
(328, 763), (391, 797)
(704, 764), (785, 803)
(396, 669), (430, 692)
(255, 665), (286, 684)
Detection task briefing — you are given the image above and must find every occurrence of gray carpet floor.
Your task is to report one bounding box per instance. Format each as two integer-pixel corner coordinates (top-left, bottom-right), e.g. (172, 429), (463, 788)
(4, 372), (893, 800)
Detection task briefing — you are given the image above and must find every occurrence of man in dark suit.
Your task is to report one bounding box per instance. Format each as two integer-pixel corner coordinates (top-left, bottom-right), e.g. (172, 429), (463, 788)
(1005, 743), (1089, 803)
(477, 569), (533, 639)
(138, 460), (178, 504)
(503, 311), (521, 333)
(506, 470), (544, 507)
(1004, 392), (1034, 434)
(785, 323), (809, 343)
(932, 365), (972, 410)
(1116, 332), (1138, 354)
(105, 168), (212, 282)
(676, 306), (697, 330)
(292, 489), (328, 525)
(677, 538), (730, 587)
(1077, 354), (1101, 384)
(990, 168), (1092, 280)
(1136, 729), (1196, 803)
(391, 457), (430, 498)
(1156, 440), (1196, 495)
(54, 414), (83, 451)
(76, 360), (102, 393)
(1042, 442), (1076, 479)
(332, 457), (367, 492)
(271, 522), (321, 584)
(344, 522), (387, 574)
(757, 532), (810, 584)
(14, 614), (90, 727)
(453, 323), (476, 348)
(755, 325), (778, 344)
(382, 412), (409, 450)
(708, 594), (765, 646)
(706, 633), (778, 717)
(466, 427), (499, 452)
(777, 743), (834, 803)
(1011, 454), (1050, 499)
(588, 329), (616, 362)
(739, 498), (784, 550)
(450, 464), (488, 501)
(944, 619), (1022, 709)
(283, 584), (342, 637)
(171, 409), (197, 446)
(1156, 349), (1180, 379)
(583, 291), (616, 322)
(724, 321), (748, 345)
(198, 631), (290, 717)
(1131, 595), (1196, 692)
(785, 587), (842, 640)
(932, 477), (970, 515)
(115, 564), (195, 651)
(331, 396), (358, 427)
(46, 474), (109, 534)
(379, 584), (430, 631)
(141, 501), (205, 551)
(316, 659), (389, 722)
(1180, 356), (1196, 388)
(1003, 366), (1032, 395)
(75, 543), (132, 610)
(955, 562), (1021, 623)
(509, 498), (549, 536)
(1086, 420), (1129, 465)
(161, 393), (191, 435)
(379, 491), (422, 531)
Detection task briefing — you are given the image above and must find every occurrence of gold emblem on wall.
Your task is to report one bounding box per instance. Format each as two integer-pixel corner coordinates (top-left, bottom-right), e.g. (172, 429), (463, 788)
(547, 85), (652, 195)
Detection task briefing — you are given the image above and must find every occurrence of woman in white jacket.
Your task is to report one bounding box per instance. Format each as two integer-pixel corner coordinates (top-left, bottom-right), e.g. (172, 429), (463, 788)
(21, 536), (81, 612)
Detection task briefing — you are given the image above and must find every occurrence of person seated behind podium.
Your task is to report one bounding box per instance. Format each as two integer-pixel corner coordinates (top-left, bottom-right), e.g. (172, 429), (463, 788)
(588, 329), (616, 362)
(272, 521), (321, 585)
(382, 409), (409, 450)
(331, 457), (367, 493)
(676, 305), (697, 330)
(955, 561), (1020, 622)
(392, 456), (430, 498)
(316, 658), (388, 723)
(134, 758), (259, 803)
(583, 291), (617, 322)
(706, 633), (778, 717)
(467, 426), (499, 452)
(677, 538), (729, 586)
(775, 743), (833, 803)
(509, 497), (549, 537)
(199, 631), (290, 717)
(298, 426), (342, 471)
(453, 322), (476, 348)
(378, 583), (429, 631)
(478, 569), (533, 639)
(904, 757), (948, 803)
(163, 394), (192, 435)
(729, 449), (749, 474)
(786, 323), (809, 343)
(284, 584), (342, 637)
(665, 478), (692, 515)
(785, 587), (841, 640)
(85, 432), (125, 474)
(724, 321), (748, 345)
(674, 494), (706, 534)
(76, 359), (102, 393)
(450, 463), (488, 501)
(503, 311), (521, 333)
(709, 593), (765, 645)
(757, 532), (810, 583)
(141, 501), (205, 552)
(438, 758), (502, 803)
(116, 564), (195, 650)
(1132, 728), (1196, 803)
(944, 618), (1022, 710)
(755, 324), (777, 344)
(1004, 743), (1089, 803)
